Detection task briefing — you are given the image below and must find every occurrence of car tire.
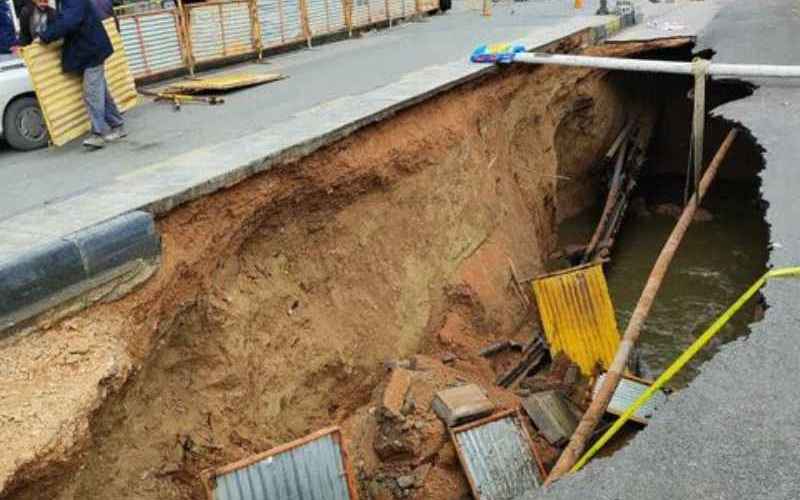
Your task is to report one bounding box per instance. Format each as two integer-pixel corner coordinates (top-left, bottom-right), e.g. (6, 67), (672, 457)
(3, 96), (49, 151)
(440, 0), (451, 11)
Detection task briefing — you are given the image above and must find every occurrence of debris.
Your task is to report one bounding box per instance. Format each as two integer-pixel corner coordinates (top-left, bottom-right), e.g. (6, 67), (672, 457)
(200, 427), (358, 499)
(522, 390), (578, 446)
(450, 410), (545, 499)
(397, 474), (416, 489)
(593, 373), (668, 425)
(432, 384), (495, 427)
(441, 352), (457, 364)
(532, 263), (620, 376)
(382, 368), (412, 419)
(479, 340), (511, 357)
(496, 337), (548, 388)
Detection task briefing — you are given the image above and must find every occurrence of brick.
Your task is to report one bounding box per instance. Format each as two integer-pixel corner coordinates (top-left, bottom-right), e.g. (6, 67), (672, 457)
(432, 384), (495, 427)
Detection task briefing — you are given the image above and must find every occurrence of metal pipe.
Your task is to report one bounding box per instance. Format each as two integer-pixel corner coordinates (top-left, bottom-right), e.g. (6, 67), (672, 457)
(514, 53), (800, 79)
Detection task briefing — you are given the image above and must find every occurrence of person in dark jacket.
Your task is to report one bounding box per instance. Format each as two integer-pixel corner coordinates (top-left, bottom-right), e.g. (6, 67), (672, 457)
(18, 0), (56, 46)
(39, 0), (125, 148)
(0, 0), (18, 54)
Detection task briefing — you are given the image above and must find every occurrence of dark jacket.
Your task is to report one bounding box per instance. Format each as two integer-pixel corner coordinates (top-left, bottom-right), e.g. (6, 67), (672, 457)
(19, 2), (57, 46)
(0, 0), (17, 54)
(40, 0), (112, 73)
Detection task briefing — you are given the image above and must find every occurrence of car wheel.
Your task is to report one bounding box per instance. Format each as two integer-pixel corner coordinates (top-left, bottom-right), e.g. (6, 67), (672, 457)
(3, 97), (49, 151)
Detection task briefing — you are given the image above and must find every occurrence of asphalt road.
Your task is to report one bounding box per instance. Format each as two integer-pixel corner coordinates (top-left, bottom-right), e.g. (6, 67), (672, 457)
(0, 0), (606, 220)
(535, 1), (800, 498)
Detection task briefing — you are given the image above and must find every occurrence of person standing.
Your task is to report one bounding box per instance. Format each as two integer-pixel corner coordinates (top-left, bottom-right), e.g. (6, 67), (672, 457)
(18, 0), (56, 46)
(39, 0), (125, 149)
(0, 0), (18, 54)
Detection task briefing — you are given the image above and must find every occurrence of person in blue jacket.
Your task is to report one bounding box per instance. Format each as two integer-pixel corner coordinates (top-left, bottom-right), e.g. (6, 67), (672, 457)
(39, 0), (125, 148)
(0, 0), (18, 54)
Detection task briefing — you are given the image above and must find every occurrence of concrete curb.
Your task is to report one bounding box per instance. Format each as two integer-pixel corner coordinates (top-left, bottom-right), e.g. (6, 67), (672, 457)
(0, 11), (637, 334)
(0, 211), (160, 332)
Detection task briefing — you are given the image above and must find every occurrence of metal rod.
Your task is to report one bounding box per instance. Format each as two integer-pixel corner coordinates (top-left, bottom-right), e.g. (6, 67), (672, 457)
(514, 53), (800, 79)
(544, 129), (739, 485)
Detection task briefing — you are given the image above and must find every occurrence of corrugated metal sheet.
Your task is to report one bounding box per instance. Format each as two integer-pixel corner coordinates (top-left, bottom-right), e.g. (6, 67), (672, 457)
(119, 10), (186, 79)
(532, 263), (621, 376)
(351, 0), (387, 26)
(386, 0), (404, 20)
(188, 1), (256, 66)
(20, 19), (138, 147)
(205, 427), (358, 500)
(256, 0), (305, 48)
(402, 0), (417, 18)
(306, 0), (347, 37)
(594, 373), (668, 425)
(165, 72), (284, 92)
(451, 411), (544, 500)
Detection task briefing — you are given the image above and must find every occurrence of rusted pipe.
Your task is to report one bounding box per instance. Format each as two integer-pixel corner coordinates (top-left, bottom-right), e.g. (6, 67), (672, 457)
(545, 128), (739, 485)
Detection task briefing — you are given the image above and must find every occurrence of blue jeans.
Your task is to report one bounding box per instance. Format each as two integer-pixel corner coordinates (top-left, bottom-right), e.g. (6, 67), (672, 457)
(83, 65), (124, 136)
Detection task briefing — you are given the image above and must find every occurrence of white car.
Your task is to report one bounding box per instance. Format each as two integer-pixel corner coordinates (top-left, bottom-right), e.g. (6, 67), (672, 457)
(1, 54), (48, 150)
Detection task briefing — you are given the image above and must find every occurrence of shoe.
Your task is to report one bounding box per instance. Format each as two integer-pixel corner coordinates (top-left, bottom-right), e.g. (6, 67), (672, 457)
(83, 135), (106, 149)
(104, 126), (127, 142)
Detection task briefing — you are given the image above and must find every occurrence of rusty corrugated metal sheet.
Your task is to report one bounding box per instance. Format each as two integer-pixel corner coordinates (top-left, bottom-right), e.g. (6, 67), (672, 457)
(187, 1), (256, 66)
(451, 410), (544, 500)
(532, 263), (621, 376)
(203, 427), (358, 500)
(306, 0), (346, 37)
(594, 373), (668, 425)
(256, 0), (305, 48)
(20, 19), (138, 147)
(119, 9), (186, 79)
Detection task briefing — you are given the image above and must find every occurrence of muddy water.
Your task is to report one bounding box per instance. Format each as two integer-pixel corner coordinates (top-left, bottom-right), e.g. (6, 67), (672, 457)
(558, 174), (769, 387)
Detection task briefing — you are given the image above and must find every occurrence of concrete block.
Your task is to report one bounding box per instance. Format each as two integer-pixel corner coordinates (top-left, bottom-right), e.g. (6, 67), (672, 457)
(522, 390), (577, 446)
(432, 384), (495, 427)
(0, 237), (85, 322)
(0, 210), (161, 332)
(66, 211), (160, 277)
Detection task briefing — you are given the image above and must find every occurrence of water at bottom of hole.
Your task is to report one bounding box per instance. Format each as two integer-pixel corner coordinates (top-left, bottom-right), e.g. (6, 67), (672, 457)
(558, 173), (769, 388)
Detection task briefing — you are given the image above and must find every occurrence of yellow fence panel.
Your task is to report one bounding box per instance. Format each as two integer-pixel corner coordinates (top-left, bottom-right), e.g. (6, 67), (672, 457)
(532, 263), (621, 376)
(21, 19), (139, 147)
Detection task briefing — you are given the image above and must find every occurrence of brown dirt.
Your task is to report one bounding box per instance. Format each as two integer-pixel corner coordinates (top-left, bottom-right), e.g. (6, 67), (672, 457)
(0, 38), (688, 499)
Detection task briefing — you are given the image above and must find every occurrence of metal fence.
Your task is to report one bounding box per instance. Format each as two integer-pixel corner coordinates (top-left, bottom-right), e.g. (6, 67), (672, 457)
(109, 0), (440, 81)
(118, 9), (186, 79)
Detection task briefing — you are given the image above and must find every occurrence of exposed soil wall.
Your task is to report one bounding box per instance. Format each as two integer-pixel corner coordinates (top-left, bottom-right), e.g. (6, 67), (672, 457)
(0, 40), (685, 500)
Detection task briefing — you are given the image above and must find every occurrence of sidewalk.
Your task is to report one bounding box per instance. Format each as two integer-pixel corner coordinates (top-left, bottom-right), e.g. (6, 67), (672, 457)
(0, 0), (608, 220)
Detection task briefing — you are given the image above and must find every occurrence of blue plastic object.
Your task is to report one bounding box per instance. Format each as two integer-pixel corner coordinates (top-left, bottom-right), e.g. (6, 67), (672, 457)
(470, 43), (526, 64)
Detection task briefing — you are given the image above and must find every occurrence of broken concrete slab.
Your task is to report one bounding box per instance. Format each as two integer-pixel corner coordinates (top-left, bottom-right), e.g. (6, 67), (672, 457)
(522, 390), (578, 446)
(432, 384), (495, 428)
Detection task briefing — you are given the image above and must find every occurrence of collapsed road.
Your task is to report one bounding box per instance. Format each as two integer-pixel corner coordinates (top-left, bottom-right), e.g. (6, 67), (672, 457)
(1, 0), (797, 499)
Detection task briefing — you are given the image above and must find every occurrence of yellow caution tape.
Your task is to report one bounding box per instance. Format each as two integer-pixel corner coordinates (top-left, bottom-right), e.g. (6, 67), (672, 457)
(571, 266), (800, 473)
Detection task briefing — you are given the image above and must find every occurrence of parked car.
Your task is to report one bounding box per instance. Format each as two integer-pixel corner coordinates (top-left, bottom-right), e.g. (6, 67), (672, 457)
(1, 54), (48, 150)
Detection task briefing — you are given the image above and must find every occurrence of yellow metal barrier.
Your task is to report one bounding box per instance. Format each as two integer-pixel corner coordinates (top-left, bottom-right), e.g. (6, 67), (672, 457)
(533, 263), (621, 376)
(572, 266), (800, 473)
(21, 19), (138, 146)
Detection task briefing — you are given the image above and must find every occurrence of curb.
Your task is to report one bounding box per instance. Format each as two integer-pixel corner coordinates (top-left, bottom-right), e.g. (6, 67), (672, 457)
(0, 211), (161, 333)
